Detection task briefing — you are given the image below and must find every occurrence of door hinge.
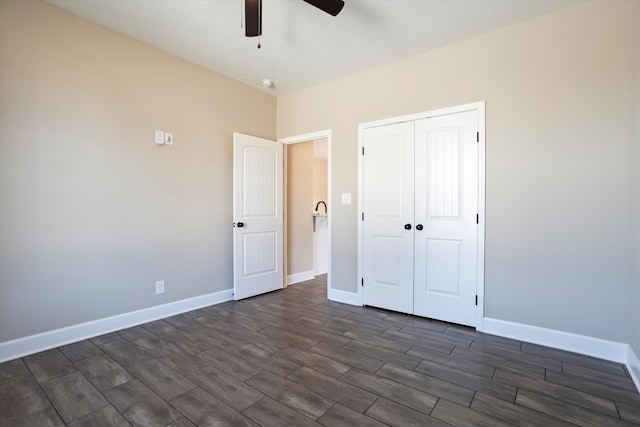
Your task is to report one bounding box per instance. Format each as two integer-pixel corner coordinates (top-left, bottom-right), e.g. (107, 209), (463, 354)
(476, 214), (479, 224)
(362, 212), (364, 221)
(476, 132), (479, 142)
(361, 278), (364, 287)
(362, 146), (365, 155)
(475, 295), (478, 305)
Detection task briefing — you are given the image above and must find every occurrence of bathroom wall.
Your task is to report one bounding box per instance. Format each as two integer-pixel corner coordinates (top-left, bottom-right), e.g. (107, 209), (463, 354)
(286, 139), (329, 279)
(313, 140), (329, 275)
(286, 142), (314, 278)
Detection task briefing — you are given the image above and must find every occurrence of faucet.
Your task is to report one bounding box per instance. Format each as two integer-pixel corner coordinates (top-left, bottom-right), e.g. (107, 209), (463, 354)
(315, 201), (327, 214)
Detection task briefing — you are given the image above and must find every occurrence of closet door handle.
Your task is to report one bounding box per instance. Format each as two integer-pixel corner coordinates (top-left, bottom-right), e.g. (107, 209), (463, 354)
(237, 222), (245, 228)
(416, 224), (423, 231)
(404, 224), (412, 230)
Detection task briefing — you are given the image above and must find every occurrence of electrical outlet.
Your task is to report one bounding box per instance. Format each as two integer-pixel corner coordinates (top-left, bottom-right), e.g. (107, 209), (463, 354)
(165, 132), (173, 145)
(155, 280), (165, 295)
(341, 193), (352, 204)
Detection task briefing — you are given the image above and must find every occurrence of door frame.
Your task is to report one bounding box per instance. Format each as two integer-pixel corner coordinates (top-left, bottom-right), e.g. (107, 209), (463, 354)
(357, 102), (486, 331)
(278, 130), (332, 295)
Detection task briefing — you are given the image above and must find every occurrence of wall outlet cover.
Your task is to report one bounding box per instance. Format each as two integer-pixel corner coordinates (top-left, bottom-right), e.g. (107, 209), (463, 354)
(155, 280), (165, 295)
(341, 193), (352, 204)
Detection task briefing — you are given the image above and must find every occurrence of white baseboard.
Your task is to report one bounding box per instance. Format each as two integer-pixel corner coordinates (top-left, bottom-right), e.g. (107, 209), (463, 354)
(287, 270), (315, 285)
(483, 318), (628, 363)
(0, 288), (234, 363)
(628, 346), (640, 392)
(328, 287), (361, 306)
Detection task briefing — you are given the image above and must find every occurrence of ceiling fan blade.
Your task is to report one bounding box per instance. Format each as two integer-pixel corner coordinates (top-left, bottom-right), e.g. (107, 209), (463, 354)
(245, 0), (262, 37)
(302, 0), (345, 17)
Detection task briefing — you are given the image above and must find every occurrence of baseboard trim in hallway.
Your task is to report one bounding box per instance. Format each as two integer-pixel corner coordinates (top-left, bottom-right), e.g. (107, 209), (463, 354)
(286, 270), (315, 285)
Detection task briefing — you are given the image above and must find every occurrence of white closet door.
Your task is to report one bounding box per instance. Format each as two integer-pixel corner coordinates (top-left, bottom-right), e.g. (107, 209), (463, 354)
(413, 111), (478, 326)
(233, 132), (283, 300)
(362, 122), (415, 314)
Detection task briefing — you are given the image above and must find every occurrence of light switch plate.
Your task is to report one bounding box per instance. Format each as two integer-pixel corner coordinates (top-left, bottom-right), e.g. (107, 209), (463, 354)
(341, 193), (352, 204)
(155, 130), (165, 145)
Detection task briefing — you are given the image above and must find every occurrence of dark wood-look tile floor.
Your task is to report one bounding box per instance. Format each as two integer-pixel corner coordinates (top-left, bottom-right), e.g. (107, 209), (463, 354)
(1, 275), (639, 426)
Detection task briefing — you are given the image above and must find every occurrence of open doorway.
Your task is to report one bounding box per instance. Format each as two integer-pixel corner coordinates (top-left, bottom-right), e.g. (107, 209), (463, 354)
(280, 131), (331, 293)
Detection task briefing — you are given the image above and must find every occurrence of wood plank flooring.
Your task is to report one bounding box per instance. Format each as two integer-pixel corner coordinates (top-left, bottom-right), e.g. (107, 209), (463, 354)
(1, 275), (638, 426)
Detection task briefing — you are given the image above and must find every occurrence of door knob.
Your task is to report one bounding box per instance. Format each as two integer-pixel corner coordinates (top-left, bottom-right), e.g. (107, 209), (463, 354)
(416, 224), (423, 230)
(404, 224), (412, 230)
(237, 222), (244, 228)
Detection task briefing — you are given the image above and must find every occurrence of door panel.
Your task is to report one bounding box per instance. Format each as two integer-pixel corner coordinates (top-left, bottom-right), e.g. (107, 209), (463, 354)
(242, 146), (277, 217)
(372, 236), (402, 286)
(414, 111), (478, 326)
(242, 232), (277, 277)
(425, 238), (461, 294)
(427, 128), (460, 218)
(362, 122), (414, 314)
(233, 133), (283, 300)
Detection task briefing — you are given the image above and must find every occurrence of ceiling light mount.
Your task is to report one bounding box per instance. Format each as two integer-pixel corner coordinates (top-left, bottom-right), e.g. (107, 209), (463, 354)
(261, 79), (274, 88)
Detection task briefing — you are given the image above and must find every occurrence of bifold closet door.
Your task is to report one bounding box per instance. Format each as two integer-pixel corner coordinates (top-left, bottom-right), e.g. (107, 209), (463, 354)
(362, 122), (415, 314)
(413, 111), (479, 326)
(362, 110), (479, 326)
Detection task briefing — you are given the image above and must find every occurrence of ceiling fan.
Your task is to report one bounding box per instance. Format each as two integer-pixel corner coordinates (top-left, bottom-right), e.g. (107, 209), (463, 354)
(244, 0), (345, 39)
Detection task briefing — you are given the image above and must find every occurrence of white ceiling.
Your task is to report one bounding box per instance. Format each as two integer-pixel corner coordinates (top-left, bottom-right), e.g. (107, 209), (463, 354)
(47, 0), (581, 95)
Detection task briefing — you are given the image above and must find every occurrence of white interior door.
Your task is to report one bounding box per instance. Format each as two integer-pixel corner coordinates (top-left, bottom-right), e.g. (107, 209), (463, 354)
(362, 122), (415, 314)
(413, 111), (478, 326)
(233, 132), (283, 300)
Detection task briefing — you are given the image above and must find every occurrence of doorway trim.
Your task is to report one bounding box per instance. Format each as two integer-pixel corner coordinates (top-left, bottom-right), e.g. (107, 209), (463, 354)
(357, 102), (486, 331)
(278, 130), (332, 296)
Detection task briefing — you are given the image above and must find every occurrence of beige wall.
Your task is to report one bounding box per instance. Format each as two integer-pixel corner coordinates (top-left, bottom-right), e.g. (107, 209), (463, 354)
(1, 0), (637, 351)
(0, 0), (276, 342)
(277, 1), (636, 343)
(313, 158), (328, 208)
(286, 141), (314, 275)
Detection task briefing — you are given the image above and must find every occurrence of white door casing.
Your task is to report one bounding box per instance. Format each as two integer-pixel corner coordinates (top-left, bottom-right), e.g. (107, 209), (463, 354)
(413, 111), (478, 326)
(233, 132), (284, 300)
(279, 130), (333, 297)
(362, 122), (415, 314)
